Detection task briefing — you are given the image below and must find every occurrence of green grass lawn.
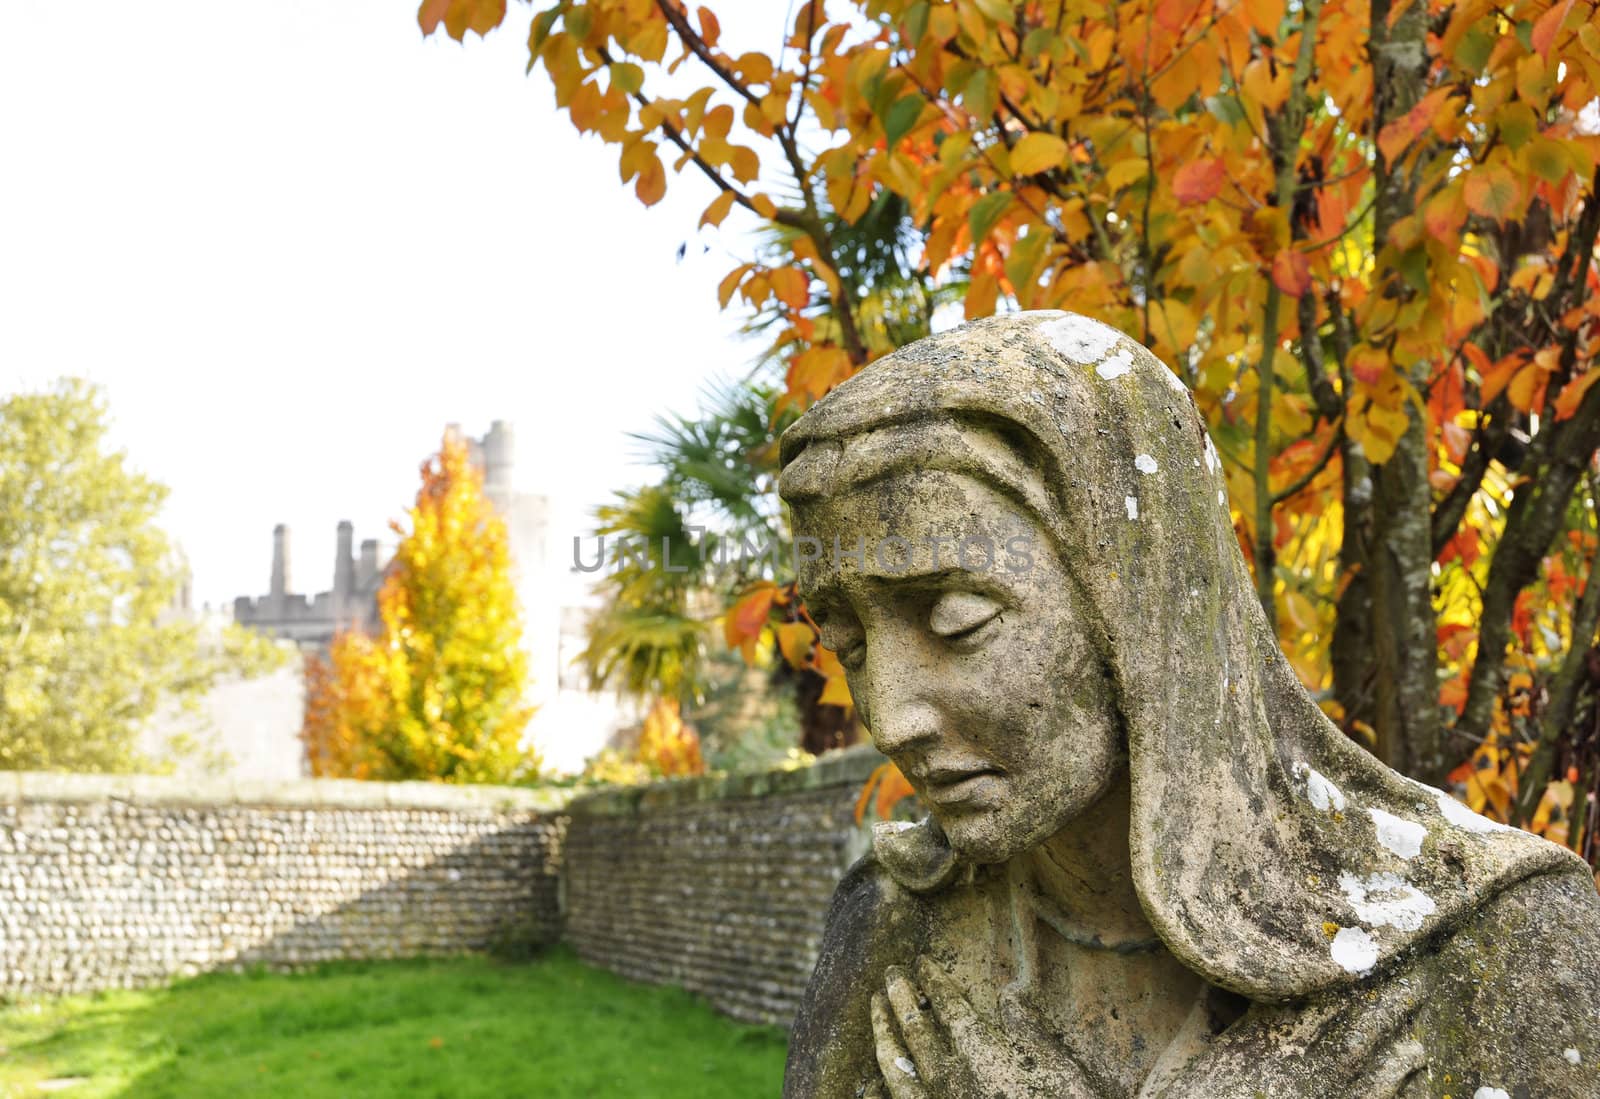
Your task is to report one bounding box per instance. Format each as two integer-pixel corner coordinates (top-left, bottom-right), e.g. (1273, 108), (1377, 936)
(0, 950), (787, 1098)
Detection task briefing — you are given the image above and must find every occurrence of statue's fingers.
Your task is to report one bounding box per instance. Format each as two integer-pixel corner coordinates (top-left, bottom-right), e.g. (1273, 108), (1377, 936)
(914, 956), (990, 1054)
(884, 966), (949, 1085)
(871, 991), (931, 1099)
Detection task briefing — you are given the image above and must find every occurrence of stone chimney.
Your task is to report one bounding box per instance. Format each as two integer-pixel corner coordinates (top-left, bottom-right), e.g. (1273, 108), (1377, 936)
(270, 524), (290, 600)
(333, 520), (355, 601)
(357, 539), (379, 591)
(480, 421), (514, 513)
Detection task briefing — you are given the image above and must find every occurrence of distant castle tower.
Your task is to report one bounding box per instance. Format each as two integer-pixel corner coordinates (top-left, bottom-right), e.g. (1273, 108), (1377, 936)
(233, 518), (385, 647)
(226, 419), (633, 776)
(232, 423), (546, 649)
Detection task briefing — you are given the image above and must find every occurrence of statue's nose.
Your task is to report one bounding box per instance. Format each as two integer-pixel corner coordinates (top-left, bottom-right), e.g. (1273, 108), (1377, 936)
(863, 668), (943, 757)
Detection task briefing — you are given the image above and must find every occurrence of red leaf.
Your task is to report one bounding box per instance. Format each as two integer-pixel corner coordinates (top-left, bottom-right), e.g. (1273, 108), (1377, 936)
(1172, 157), (1225, 204)
(1271, 249), (1312, 297)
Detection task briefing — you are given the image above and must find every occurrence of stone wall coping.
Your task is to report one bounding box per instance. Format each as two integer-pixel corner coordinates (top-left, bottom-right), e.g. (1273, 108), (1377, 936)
(0, 745), (888, 816)
(0, 771), (572, 814)
(566, 744), (887, 817)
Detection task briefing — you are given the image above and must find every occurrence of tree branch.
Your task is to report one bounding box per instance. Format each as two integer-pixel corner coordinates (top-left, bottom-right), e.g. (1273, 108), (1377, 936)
(1272, 420), (1345, 505)
(1430, 399), (1511, 558)
(1516, 467), (1600, 825)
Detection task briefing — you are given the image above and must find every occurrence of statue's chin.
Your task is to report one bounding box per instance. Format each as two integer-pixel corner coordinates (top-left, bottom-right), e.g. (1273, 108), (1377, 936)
(937, 809), (1038, 867)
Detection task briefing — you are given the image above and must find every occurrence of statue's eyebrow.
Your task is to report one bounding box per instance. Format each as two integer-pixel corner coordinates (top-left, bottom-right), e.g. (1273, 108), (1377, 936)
(858, 564), (963, 585)
(801, 566), (953, 612)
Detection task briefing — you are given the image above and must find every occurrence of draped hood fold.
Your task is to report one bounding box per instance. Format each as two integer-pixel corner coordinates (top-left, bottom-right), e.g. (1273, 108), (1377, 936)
(778, 310), (1581, 1004)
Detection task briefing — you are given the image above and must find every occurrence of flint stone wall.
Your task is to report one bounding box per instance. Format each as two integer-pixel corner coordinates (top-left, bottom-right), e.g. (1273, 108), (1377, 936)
(0, 773), (567, 996)
(1, 750), (887, 1025)
(562, 746), (882, 1026)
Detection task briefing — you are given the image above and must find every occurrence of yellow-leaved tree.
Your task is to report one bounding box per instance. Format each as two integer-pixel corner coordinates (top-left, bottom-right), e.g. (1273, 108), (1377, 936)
(301, 429), (538, 784)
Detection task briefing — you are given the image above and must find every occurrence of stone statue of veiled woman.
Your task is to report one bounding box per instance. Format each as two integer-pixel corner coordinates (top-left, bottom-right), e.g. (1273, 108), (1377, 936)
(776, 312), (1600, 1099)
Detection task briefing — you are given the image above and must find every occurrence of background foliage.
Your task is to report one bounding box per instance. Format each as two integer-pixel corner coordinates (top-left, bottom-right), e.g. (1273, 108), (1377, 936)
(302, 430), (538, 784)
(0, 380), (286, 773)
(426, 0), (1600, 857)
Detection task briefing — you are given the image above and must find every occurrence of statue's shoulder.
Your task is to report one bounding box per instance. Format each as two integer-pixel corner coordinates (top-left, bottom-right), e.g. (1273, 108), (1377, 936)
(783, 852), (932, 1099)
(1422, 864), (1600, 1093)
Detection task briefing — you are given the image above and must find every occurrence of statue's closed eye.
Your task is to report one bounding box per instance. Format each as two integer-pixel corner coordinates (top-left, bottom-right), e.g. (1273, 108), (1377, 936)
(929, 591), (1004, 640)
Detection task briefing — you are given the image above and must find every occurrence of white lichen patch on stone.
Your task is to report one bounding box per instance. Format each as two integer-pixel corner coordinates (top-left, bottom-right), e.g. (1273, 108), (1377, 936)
(894, 1056), (918, 1079)
(1565, 1048), (1582, 1065)
(1330, 926), (1378, 975)
(1293, 762), (1347, 812)
(1437, 792), (1511, 834)
(875, 820), (918, 835)
(1338, 871), (1437, 931)
(1097, 348), (1135, 380)
(1204, 435), (1222, 474)
(1367, 807), (1427, 860)
(1038, 315), (1120, 364)
(1125, 495), (1139, 520)
(1474, 1087), (1511, 1099)
(1135, 454), (1159, 474)
(1218, 489), (1226, 506)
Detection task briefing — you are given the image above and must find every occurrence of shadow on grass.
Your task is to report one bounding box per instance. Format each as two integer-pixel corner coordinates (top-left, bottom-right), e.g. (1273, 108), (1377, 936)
(0, 949), (787, 1099)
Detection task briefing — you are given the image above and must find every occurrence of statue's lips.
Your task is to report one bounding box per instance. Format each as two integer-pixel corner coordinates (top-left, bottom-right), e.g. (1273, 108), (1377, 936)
(919, 767), (1004, 805)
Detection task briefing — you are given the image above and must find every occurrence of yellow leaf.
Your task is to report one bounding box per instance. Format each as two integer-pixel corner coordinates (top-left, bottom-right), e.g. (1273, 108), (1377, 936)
(1105, 157), (1146, 193)
(818, 671), (854, 707)
(736, 51), (774, 85)
(776, 622), (815, 668)
(1010, 132), (1068, 176)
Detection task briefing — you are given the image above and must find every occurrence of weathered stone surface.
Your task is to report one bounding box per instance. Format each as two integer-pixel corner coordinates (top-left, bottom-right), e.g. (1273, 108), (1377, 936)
(777, 312), (1600, 1098)
(563, 746), (882, 1026)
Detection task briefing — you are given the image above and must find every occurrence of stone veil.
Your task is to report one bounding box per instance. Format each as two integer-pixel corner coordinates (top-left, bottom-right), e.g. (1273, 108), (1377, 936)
(777, 311), (1600, 1098)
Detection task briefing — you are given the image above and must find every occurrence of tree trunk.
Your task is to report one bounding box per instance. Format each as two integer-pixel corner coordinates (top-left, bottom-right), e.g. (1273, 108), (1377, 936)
(1331, 0), (1444, 780)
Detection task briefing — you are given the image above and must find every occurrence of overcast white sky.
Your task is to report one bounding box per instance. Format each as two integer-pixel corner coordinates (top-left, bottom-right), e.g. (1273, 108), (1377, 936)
(0, 0), (772, 608)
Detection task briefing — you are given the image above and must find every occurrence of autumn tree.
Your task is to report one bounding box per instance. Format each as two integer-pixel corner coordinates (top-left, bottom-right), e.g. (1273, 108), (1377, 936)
(424, 0), (1600, 850)
(302, 429), (538, 784)
(0, 379), (286, 773)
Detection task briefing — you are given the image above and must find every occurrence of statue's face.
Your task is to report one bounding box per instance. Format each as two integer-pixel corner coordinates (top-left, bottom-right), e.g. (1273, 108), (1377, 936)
(793, 468), (1124, 864)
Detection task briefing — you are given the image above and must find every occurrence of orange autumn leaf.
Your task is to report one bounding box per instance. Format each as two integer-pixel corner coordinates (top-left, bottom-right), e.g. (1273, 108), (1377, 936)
(1172, 157), (1225, 204)
(1271, 249), (1312, 297)
(725, 584), (778, 649)
(1463, 163), (1521, 221)
(1554, 369), (1600, 421)
(1532, 0), (1575, 58)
